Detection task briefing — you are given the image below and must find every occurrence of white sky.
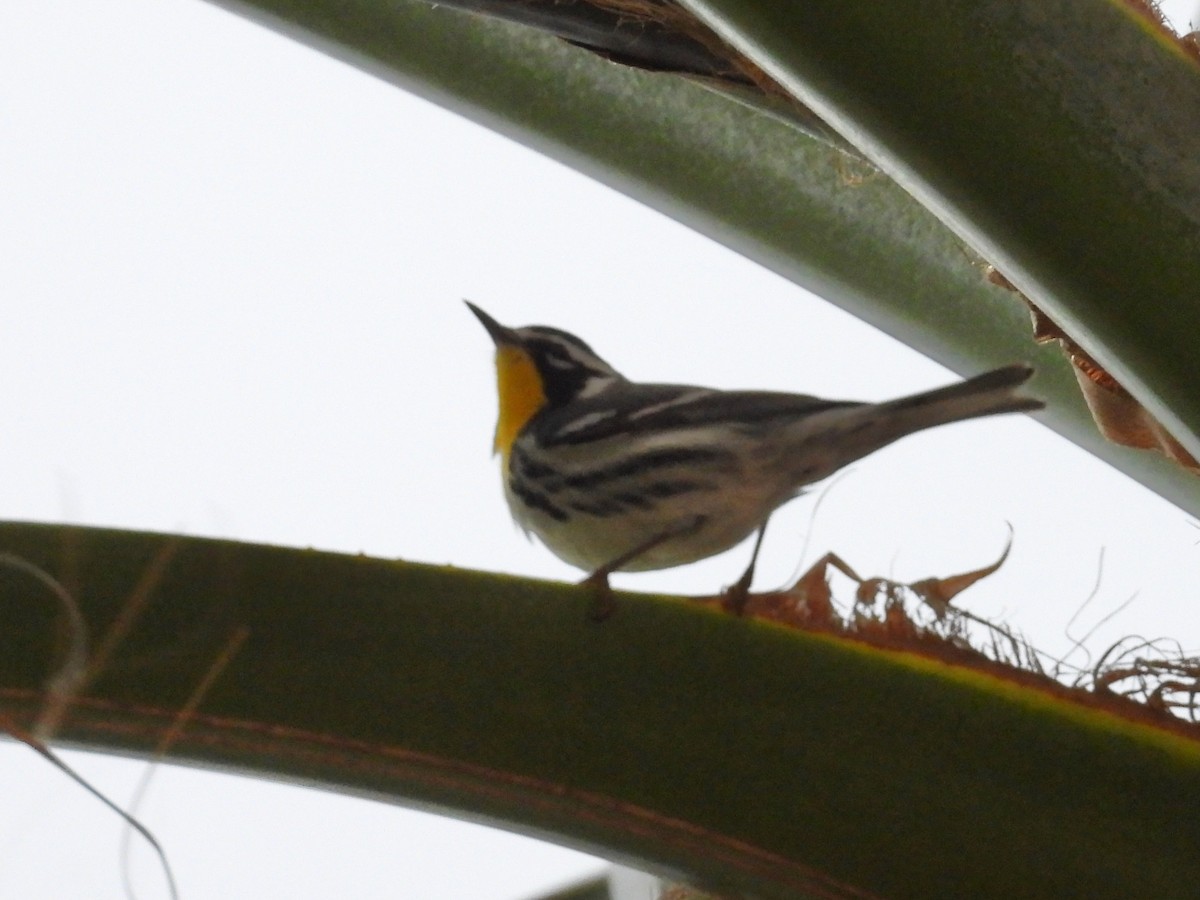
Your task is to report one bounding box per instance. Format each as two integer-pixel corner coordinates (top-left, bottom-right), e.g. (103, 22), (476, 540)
(3, 0), (1200, 897)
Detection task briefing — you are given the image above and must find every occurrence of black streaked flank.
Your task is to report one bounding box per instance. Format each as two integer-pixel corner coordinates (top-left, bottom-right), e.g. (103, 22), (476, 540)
(562, 481), (708, 517)
(509, 480), (568, 522)
(567, 498), (625, 517)
(512, 446), (557, 481)
(613, 492), (654, 510)
(562, 447), (734, 490)
(641, 479), (712, 498)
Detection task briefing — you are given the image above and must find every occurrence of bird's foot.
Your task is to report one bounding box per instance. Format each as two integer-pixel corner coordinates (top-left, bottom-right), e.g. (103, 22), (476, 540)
(721, 566), (754, 616)
(580, 571), (617, 622)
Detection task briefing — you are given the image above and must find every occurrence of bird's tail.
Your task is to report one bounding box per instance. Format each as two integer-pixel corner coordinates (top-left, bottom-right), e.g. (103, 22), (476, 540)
(791, 364), (1043, 484)
(875, 363), (1044, 431)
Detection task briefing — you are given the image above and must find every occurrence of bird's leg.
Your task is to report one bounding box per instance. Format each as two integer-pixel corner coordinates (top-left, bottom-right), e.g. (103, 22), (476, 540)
(581, 516), (705, 622)
(722, 521), (769, 616)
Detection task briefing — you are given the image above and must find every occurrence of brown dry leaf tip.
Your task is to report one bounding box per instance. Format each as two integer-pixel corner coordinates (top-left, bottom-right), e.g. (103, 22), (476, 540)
(985, 271), (1189, 461)
(728, 541), (1064, 677)
(1091, 636), (1200, 721)
(845, 535), (1011, 631)
(1024, 298), (1200, 473)
(982, 264), (1020, 293)
(1026, 303), (1121, 391)
(745, 541), (1016, 646)
(907, 531), (1012, 619)
(705, 550), (1200, 728)
(769, 551), (861, 628)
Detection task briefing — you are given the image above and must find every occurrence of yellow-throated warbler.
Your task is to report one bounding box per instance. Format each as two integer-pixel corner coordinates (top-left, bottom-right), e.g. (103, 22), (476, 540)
(468, 302), (1043, 613)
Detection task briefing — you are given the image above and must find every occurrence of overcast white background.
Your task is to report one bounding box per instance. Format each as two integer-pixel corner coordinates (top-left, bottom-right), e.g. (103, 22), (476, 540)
(3, 1), (1200, 897)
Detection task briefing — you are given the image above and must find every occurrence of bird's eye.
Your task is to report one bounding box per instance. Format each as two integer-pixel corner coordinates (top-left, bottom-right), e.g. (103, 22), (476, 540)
(542, 346), (575, 370)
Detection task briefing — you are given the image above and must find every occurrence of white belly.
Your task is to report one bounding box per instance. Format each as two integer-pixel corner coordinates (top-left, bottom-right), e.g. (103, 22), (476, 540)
(503, 471), (790, 573)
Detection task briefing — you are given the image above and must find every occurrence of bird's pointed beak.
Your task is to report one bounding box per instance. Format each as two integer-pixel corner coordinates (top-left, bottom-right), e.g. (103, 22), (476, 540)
(465, 301), (518, 346)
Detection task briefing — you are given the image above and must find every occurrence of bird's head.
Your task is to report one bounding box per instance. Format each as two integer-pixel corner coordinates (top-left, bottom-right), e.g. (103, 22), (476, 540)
(466, 301), (621, 457)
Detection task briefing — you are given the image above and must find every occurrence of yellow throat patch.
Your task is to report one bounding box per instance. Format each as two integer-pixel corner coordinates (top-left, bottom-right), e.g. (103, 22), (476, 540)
(492, 344), (547, 458)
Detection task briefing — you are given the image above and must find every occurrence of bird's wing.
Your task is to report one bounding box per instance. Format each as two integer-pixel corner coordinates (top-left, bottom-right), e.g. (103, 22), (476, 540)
(534, 382), (862, 446)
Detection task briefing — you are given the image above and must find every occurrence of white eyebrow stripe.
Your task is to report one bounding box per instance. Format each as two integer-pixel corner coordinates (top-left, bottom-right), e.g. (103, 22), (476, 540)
(555, 408), (619, 435)
(576, 375), (620, 399)
(627, 389), (714, 419)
